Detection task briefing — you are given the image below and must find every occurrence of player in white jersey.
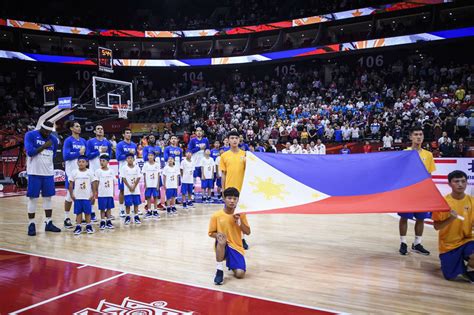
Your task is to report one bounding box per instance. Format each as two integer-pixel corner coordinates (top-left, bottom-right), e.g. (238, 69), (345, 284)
(180, 151), (195, 209)
(142, 151), (161, 219)
(69, 156), (96, 235)
(94, 155), (115, 230)
(24, 121), (61, 236)
(201, 149), (215, 203)
(120, 153), (142, 225)
(163, 157), (180, 215)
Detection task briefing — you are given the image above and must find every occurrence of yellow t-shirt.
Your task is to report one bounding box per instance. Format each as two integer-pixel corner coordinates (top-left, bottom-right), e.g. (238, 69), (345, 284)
(208, 209), (249, 255)
(405, 147), (436, 174)
(432, 194), (474, 254)
(219, 149), (246, 192)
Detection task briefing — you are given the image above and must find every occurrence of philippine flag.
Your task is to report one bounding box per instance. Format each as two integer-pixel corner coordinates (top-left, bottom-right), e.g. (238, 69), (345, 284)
(237, 151), (449, 214)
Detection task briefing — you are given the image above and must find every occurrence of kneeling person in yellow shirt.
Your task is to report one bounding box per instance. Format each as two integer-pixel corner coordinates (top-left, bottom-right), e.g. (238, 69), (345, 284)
(433, 170), (474, 282)
(208, 187), (251, 285)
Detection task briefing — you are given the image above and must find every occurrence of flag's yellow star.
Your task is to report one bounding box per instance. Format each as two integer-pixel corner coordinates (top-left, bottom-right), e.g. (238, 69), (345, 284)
(311, 192), (320, 199)
(249, 176), (286, 200)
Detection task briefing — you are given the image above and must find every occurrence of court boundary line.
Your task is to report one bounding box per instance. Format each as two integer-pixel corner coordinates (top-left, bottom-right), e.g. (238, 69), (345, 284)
(9, 272), (127, 314)
(0, 247), (347, 315)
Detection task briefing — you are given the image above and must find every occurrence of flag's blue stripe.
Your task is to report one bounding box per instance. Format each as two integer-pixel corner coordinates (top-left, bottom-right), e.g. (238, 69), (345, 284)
(254, 150), (429, 196)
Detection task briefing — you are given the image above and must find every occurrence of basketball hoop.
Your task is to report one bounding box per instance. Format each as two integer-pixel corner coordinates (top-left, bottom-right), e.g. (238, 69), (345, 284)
(112, 104), (129, 119)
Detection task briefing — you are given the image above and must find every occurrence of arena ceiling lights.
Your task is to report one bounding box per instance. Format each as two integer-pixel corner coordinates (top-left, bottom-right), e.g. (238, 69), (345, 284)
(0, 1), (451, 39)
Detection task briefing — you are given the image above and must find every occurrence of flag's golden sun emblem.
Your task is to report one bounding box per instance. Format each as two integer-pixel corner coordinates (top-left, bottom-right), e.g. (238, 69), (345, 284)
(249, 176), (286, 200)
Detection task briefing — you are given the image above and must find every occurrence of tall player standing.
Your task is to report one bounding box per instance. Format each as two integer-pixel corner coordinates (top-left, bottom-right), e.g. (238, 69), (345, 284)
(86, 124), (112, 220)
(24, 121), (61, 236)
(116, 128), (138, 217)
(63, 121), (87, 229)
(188, 127), (210, 200)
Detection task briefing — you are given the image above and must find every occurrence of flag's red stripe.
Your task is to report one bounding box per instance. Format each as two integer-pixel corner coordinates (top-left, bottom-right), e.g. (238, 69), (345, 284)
(434, 159), (457, 164)
(246, 178), (449, 215)
(431, 175), (448, 179)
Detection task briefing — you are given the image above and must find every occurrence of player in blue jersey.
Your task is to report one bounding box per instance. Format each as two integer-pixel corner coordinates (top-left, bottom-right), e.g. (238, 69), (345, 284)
(142, 133), (162, 163)
(116, 128), (138, 217)
(86, 124), (112, 220)
(221, 137), (230, 152)
(164, 135), (183, 168)
(187, 127), (210, 183)
(63, 120), (87, 229)
(24, 121), (61, 236)
(210, 141), (220, 161)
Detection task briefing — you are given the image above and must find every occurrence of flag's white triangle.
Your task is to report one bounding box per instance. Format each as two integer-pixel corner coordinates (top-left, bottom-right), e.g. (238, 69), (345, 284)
(237, 152), (330, 213)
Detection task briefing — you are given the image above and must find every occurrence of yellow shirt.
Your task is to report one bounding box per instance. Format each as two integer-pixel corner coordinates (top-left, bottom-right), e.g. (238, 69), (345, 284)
(219, 149), (246, 192)
(405, 147), (436, 174)
(208, 209), (249, 255)
(432, 194), (473, 254)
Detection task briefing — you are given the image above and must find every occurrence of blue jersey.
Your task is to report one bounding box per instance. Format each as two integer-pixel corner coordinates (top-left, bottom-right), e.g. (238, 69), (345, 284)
(222, 145), (231, 152)
(334, 130), (343, 142)
(86, 137), (112, 171)
(164, 145), (183, 166)
(188, 137), (210, 167)
(86, 138), (112, 160)
(24, 130), (58, 176)
(210, 149), (220, 161)
(255, 146), (265, 152)
(239, 143), (250, 151)
(143, 145), (162, 161)
(116, 140), (137, 168)
(63, 135), (87, 176)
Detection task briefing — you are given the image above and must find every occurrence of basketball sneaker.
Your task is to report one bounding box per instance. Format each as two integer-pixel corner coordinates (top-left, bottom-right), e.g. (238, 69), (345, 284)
(86, 224), (94, 234)
(119, 209), (126, 218)
(214, 270), (224, 285)
(242, 239), (249, 250)
(172, 207), (178, 215)
(45, 221), (61, 232)
(99, 220), (106, 230)
(399, 242), (408, 255)
(145, 211), (153, 219)
(412, 243), (430, 255)
(64, 218), (73, 229)
(461, 271), (474, 283)
(134, 215), (141, 224)
(74, 225), (82, 235)
(106, 220), (114, 229)
(153, 210), (160, 219)
(124, 216), (131, 225)
(91, 212), (98, 222)
(27, 223), (36, 236)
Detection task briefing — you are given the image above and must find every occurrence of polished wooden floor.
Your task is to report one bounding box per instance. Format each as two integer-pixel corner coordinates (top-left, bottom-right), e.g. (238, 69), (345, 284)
(0, 195), (472, 314)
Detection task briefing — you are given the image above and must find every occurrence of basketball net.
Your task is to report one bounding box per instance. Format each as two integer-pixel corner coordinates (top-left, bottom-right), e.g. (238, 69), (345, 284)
(112, 104), (129, 119)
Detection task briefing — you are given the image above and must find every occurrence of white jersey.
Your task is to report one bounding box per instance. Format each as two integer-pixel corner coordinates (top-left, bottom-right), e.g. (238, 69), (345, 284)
(201, 157), (215, 179)
(314, 144), (326, 155)
(70, 169), (95, 200)
(142, 161), (161, 188)
(180, 159), (195, 184)
(94, 168), (115, 198)
(215, 156), (222, 177)
(163, 165), (180, 189)
(119, 164), (141, 196)
(282, 148), (291, 154)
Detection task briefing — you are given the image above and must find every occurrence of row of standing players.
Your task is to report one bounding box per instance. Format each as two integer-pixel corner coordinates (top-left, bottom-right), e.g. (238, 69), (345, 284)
(25, 122), (229, 235)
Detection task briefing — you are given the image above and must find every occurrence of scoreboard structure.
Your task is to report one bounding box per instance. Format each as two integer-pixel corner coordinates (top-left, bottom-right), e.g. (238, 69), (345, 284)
(98, 47), (114, 73)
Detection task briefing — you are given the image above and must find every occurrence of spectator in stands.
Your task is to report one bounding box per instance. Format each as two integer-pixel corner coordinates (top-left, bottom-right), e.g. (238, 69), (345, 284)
(382, 132), (393, 150)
